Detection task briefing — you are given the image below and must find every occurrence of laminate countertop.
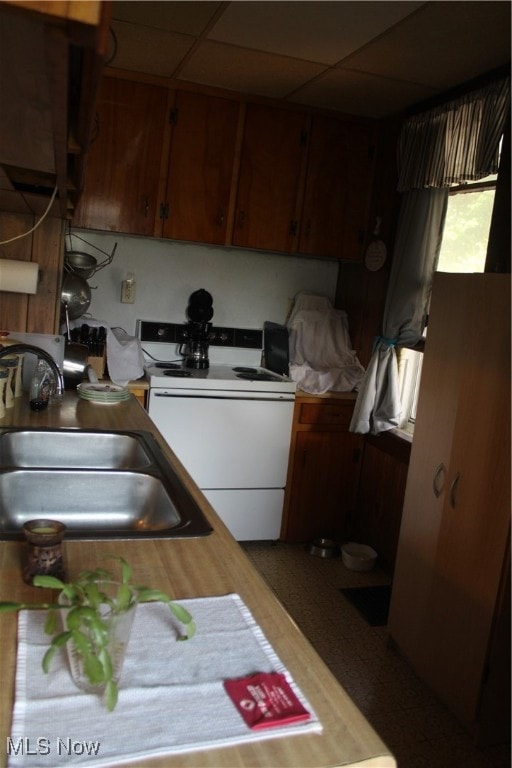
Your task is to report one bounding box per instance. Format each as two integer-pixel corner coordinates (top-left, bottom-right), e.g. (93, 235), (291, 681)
(0, 393), (395, 768)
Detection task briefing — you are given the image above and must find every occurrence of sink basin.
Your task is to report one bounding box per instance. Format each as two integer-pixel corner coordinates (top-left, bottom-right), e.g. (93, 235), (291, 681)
(0, 469), (212, 539)
(0, 428), (213, 540)
(0, 428), (156, 469)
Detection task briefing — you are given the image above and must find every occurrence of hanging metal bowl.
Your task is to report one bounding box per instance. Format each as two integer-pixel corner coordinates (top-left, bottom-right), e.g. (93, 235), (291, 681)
(65, 251), (97, 279)
(61, 272), (91, 321)
(64, 232), (117, 279)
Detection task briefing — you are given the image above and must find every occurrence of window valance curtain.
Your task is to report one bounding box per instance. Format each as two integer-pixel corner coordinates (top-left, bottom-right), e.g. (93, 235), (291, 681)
(398, 75), (510, 192)
(350, 74), (510, 436)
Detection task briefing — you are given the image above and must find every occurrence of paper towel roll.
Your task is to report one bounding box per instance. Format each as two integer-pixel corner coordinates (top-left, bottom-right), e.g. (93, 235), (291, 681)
(0, 259), (39, 294)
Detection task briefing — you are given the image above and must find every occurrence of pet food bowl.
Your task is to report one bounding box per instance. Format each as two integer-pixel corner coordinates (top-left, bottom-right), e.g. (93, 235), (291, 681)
(341, 542), (377, 571)
(307, 538), (341, 558)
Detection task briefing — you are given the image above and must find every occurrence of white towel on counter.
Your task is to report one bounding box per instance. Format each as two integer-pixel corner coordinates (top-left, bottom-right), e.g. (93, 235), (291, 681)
(63, 319), (144, 386)
(105, 327), (144, 387)
(287, 293), (365, 394)
(9, 594), (321, 768)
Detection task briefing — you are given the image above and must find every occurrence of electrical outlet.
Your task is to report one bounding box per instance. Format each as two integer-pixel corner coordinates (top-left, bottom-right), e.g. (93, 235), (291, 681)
(121, 280), (136, 304)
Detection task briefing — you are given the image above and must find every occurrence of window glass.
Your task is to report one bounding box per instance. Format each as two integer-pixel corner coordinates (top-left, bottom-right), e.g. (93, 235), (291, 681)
(437, 184), (496, 273)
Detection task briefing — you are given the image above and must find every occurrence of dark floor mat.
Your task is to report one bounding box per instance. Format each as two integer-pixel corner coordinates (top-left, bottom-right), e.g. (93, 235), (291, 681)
(340, 585), (392, 626)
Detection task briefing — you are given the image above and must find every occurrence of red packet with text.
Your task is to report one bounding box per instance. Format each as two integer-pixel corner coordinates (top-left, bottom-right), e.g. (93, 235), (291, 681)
(224, 672), (311, 729)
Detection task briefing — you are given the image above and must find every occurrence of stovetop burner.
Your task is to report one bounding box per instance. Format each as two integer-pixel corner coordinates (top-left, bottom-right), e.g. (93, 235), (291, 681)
(232, 366), (258, 373)
(236, 372), (281, 382)
(163, 369), (192, 377)
(145, 360), (296, 393)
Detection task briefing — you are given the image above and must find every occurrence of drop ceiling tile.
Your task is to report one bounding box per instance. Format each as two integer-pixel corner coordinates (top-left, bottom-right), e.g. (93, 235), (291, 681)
(344, 1), (511, 89)
(207, 1), (426, 65)
(179, 40), (326, 99)
(111, 1), (223, 36)
(110, 20), (195, 78)
(290, 68), (437, 118)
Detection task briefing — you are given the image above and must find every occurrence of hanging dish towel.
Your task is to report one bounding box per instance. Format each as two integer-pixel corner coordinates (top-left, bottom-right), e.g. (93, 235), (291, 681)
(287, 293), (365, 394)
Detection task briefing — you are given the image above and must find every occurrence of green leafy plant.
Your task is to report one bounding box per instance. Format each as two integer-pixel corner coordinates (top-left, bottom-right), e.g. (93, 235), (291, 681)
(0, 557), (195, 711)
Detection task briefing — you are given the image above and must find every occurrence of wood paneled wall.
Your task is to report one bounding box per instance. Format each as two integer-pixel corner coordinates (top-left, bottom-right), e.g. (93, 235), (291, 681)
(0, 212), (64, 333)
(335, 117), (401, 367)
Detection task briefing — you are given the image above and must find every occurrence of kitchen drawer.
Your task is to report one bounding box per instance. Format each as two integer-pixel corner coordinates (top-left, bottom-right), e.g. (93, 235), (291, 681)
(298, 402), (353, 427)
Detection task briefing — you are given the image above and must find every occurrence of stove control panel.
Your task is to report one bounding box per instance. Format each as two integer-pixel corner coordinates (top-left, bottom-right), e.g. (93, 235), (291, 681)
(138, 321), (262, 349)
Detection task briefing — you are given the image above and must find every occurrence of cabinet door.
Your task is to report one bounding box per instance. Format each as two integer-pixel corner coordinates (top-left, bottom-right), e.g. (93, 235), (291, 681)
(284, 430), (361, 542)
(355, 437), (410, 573)
(299, 116), (375, 260)
(282, 400), (362, 542)
(162, 91), (240, 245)
(389, 273), (511, 733)
(73, 77), (169, 236)
(233, 104), (308, 253)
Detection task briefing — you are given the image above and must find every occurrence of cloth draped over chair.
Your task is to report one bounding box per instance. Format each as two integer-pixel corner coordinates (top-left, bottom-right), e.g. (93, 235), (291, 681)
(350, 74), (510, 435)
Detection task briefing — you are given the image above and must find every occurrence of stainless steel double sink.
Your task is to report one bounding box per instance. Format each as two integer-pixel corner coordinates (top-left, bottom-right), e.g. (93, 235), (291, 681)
(0, 428), (213, 540)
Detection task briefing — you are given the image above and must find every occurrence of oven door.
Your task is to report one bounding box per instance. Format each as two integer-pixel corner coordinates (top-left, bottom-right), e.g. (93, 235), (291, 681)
(202, 489), (285, 540)
(147, 389), (294, 489)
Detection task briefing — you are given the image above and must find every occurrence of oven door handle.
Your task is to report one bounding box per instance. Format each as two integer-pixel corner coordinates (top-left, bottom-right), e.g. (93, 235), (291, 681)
(152, 392), (295, 402)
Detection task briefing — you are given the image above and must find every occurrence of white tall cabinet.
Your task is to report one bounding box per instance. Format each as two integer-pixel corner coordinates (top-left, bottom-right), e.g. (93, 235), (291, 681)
(388, 272), (510, 745)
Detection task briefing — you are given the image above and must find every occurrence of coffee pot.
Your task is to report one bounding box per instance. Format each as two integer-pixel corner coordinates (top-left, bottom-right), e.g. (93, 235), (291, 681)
(183, 290), (213, 369)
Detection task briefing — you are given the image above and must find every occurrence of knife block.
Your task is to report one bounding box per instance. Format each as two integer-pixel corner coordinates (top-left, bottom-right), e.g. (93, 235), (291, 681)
(87, 350), (106, 380)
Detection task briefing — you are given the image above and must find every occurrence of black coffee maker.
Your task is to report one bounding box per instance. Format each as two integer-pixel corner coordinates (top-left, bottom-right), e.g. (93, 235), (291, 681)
(183, 289), (213, 369)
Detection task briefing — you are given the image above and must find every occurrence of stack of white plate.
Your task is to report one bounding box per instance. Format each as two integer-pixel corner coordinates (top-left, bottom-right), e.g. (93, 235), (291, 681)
(77, 383), (130, 405)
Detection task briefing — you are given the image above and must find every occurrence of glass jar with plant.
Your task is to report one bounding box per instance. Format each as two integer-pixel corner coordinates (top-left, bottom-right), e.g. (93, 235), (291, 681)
(0, 557), (195, 711)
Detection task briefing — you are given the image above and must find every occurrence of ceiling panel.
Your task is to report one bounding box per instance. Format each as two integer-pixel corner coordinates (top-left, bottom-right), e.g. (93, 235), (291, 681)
(110, 21), (196, 77)
(180, 41), (326, 99)
(108, 1), (511, 118)
(111, 1), (223, 36)
(289, 68), (436, 118)
(206, 1), (425, 66)
(343, 1), (512, 89)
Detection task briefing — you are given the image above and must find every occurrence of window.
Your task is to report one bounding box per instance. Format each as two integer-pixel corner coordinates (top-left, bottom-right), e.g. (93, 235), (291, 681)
(397, 173), (497, 435)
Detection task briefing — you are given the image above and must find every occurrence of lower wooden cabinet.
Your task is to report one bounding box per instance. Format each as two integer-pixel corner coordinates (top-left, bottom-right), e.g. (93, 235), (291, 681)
(353, 433), (410, 574)
(281, 396), (362, 542)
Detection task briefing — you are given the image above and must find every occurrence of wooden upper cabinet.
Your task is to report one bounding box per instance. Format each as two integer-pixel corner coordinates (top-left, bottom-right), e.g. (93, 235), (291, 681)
(73, 77), (169, 236)
(233, 104), (309, 253)
(73, 75), (377, 259)
(161, 91), (240, 245)
(299, 115), (376, 260)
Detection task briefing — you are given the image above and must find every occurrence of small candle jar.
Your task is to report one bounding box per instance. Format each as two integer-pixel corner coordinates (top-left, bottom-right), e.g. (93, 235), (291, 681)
(22, 519), (67, 584)
(0, 366), (8, 418)
(1, 357), (17, 408)
(10, 352), (24, 397)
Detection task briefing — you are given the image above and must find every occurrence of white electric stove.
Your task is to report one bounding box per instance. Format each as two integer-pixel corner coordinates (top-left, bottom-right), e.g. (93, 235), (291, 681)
(138, 320), (296, 541)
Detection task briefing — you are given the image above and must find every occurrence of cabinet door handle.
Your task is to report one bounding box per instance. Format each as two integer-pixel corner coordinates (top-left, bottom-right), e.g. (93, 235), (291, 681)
(449, 472), (461, 509)
(433, 462), (446, 497)
(237, 210), (246, 228)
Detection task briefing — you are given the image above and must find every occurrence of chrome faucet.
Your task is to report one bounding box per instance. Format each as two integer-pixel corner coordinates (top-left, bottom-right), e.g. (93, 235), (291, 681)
(0, 344), (64, 397)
